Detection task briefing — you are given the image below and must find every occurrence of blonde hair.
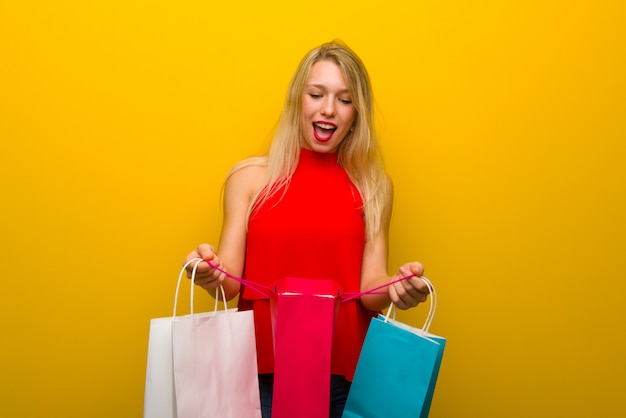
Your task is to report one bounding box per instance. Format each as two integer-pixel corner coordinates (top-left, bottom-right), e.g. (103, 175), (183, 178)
(229, 40), (389, 242)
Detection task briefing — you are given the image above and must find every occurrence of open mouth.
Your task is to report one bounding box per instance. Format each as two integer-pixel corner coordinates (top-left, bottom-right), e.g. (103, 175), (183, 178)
(313, 122), (337, 142)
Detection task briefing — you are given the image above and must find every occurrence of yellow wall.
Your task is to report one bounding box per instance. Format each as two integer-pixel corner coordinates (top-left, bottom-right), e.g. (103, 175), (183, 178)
(1, 1), (624, 417)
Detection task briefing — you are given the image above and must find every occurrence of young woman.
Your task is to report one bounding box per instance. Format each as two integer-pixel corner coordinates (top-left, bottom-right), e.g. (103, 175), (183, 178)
(184, 40), (430, 418)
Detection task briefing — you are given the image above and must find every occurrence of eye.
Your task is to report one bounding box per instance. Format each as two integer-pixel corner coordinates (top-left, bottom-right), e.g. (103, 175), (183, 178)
(309, 93), (322, 99)
(339, 98), (353, 105)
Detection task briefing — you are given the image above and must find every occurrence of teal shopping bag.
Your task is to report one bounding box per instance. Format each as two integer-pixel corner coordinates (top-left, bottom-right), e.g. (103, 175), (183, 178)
(343, 278), (445, 418)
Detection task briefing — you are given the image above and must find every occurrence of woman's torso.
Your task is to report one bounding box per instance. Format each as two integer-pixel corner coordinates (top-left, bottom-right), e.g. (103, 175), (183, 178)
(238, 148), (376, 380)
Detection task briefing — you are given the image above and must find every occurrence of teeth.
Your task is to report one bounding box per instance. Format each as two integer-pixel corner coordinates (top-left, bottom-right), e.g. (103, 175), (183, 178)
(314, 122), (336, 130)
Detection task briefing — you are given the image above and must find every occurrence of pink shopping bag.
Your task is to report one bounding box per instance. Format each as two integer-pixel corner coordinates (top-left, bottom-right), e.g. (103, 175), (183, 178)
(270, 277), (342, 418)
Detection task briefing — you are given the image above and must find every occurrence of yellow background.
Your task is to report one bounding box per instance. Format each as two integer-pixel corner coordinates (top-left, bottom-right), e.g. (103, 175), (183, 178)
(1, 1), (625, 417)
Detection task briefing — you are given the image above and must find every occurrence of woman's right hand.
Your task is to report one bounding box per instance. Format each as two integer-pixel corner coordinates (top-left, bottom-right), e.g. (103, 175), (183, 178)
(184, 243), (226, 290)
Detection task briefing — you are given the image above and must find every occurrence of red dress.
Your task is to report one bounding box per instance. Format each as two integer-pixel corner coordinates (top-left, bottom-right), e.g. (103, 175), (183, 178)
(238, 148), (377, 380)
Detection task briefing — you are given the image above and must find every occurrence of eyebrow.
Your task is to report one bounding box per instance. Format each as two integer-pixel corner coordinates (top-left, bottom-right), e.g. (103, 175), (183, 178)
(307, 83), (351, 94)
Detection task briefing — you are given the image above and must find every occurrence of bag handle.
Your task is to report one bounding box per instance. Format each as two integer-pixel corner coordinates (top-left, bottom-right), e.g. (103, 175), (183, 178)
(341, 277), (403, 303)
(383, 276), (437, 335)
(341, 272), (425, 304)
(420, 277), (436, 333)
(172, 258), (227, 317)
(204, 260), (273, 298)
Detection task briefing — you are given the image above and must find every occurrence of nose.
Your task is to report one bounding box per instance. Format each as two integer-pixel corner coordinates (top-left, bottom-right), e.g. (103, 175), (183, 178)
(320, 98), (336, 117)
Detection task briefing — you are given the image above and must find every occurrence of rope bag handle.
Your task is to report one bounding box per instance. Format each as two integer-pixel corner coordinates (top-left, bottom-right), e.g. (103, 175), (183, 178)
(383, 276), (437, 335)
(198, 259), (432, 311)
(172, 258), (228, 317)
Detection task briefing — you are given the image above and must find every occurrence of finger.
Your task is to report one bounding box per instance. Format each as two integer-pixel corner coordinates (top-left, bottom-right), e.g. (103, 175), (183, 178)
(388, 284), (407, 310)
(393, 278), (428, 309)
(407, 275), (430, 295)
(405, 261), (424, 278)
(196, 277), (218, 289)
(185, 256), (209, 278)
(184, 252), (202, 278)
(205, 254), (224, 272)
(398, 263), (423, 282)
(196, 268), (226, 290)
(193, 264), (216, 285)
(197, 243), (217, 260)
(391, 281), (415, 309)
(397, 267), (424, 296)
(399, 262), (428, 296)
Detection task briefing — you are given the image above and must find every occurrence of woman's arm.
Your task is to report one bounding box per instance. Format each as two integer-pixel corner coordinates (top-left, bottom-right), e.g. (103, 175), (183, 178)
(359, 177), (430, 311)
(184, 163), (267, 301)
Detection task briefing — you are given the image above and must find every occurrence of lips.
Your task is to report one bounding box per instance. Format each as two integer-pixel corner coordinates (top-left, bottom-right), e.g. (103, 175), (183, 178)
(313, 121), (337, 142)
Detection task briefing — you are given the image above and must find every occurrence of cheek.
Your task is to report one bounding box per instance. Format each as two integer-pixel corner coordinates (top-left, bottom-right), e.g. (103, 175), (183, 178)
(301, 108), (313, 128)
(301, 96), (316, 113)
(344, 109), (356, 126)
(301, 106), (314, 124)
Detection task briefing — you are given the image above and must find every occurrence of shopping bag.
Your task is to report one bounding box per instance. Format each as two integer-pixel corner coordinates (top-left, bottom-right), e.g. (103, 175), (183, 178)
(144, 259), (202, 418)
(144, 315), (177, 418)
(270, 277), (342, 418)
(342, 277), (445, 418)
(144, 258), (262, 418)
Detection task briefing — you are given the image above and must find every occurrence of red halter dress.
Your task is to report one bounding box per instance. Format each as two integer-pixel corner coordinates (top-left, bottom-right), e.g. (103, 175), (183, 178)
(238, 148), (377, 380)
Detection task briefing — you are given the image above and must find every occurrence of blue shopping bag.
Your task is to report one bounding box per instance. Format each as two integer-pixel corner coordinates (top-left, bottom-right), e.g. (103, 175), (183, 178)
(343, 278), (445, 418)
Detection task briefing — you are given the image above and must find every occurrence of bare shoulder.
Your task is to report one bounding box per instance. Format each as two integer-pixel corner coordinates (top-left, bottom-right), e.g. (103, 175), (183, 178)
(225, 157), (268, 198)
(384, 173), (394, 192)
(383, 173), (394, 203)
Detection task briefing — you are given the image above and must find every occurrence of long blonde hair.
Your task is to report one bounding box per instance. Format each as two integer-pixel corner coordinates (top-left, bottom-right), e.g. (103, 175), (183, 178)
(230, 40), (389, 242)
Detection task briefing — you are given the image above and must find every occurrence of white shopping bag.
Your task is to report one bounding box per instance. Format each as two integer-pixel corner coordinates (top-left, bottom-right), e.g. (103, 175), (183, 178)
(144, 315), (178, 418)
(144, 259), (262, 418)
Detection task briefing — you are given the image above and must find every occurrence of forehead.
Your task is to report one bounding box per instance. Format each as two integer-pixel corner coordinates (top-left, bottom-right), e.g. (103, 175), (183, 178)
(306, 60), (349, 90)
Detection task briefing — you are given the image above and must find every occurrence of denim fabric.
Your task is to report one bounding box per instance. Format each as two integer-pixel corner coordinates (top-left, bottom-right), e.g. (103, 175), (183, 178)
(258, 373), (351, 418)
(258, 374), (274, 418)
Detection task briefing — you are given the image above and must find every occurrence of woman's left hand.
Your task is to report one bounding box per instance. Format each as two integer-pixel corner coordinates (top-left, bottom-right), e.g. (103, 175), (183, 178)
(389, 262), (430, 310)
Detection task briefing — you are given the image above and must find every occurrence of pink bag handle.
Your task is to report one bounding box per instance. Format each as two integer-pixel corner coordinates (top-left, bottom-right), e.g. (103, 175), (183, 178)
(200, 260), (431, 309)
(340, 273), (423, 303)
(203, 260), (273, 298)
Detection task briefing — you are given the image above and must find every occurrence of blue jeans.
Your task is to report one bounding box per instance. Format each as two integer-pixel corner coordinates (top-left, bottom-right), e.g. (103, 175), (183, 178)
(258, 373), (351, 418)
